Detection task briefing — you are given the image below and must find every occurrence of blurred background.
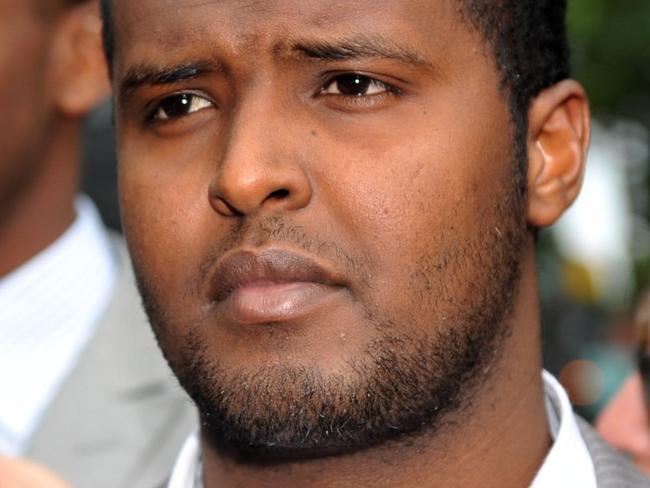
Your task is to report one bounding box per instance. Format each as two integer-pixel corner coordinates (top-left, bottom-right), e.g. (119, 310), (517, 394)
(80, 0), (650, 421)
(539, 0), (650, 420)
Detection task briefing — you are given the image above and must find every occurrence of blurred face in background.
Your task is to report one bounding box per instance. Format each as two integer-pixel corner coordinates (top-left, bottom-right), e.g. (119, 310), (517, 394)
(0, 0), (107, 277)
(0, 0), (56, 214)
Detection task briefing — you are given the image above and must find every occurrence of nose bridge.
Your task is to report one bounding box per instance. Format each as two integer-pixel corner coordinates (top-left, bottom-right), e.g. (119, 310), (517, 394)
(209, 88), (312, 217)
(228, 93), (279, 175)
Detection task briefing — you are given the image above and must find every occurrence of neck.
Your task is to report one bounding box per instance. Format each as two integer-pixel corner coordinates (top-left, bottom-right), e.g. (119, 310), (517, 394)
(201, 247), (551, 488)
(0, 119), (80, 277)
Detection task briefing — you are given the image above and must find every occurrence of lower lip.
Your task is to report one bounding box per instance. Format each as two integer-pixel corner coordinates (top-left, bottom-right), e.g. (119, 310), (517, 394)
(222, 282), (340, 325)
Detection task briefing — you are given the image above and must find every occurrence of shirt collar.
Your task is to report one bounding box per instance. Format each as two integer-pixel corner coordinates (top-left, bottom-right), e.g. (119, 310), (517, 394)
(168, 431), (203, 488)
(169, 371), (598, 488)
(530, 370), (597, 487)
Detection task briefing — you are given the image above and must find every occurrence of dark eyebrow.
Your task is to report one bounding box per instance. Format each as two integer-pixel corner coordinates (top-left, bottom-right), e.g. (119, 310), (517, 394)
(117, 60), (224, 105)
(290, 35), (432, 68)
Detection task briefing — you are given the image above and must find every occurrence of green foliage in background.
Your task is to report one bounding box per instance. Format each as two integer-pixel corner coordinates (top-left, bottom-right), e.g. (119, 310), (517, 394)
(568, 0), (650, 125)
(568, 0), (650, 297)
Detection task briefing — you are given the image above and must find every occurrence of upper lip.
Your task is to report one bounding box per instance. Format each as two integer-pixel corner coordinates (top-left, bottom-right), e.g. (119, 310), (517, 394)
(207, 248), (344, 303)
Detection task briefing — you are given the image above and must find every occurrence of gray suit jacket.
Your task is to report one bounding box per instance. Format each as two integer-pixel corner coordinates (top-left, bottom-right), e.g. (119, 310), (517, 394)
(25, 238), (197, 488)
(578, 417), (650, 487)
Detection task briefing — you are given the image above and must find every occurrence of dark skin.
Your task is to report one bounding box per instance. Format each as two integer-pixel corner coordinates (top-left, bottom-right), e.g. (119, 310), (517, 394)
(111, 1), (591, 486)
(0, 455), (72, 488)
(0, 0), (107, 277)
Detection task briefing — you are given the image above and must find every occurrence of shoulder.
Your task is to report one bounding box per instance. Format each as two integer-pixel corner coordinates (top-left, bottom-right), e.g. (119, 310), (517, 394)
(28, 234), (197, 488)
(577, 416), (650, 488)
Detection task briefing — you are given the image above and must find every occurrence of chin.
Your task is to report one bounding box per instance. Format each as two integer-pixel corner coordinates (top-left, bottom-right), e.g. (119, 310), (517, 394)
(170, 314), (511, 466)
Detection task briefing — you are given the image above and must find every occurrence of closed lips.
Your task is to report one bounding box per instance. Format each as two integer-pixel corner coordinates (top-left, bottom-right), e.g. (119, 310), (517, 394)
(207, 248), (344, 304)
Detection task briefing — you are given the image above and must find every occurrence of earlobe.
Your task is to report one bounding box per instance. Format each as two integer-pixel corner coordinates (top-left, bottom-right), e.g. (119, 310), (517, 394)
(49, 2), (109, 118)
(526, 80), (591, 228)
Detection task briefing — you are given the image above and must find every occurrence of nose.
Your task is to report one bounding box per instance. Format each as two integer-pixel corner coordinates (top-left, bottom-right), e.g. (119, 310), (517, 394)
(208, 101), (313, 218)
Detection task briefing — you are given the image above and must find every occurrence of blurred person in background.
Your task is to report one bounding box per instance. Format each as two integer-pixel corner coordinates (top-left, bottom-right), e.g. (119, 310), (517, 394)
(0, 1), (195, 487)
(538, 0), (650, 426)
(597, 292), (650, 475)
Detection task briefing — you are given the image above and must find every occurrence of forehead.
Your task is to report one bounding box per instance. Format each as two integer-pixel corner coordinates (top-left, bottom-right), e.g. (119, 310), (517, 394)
(112, 0), (455, 26)
(110, 0), (472, 70)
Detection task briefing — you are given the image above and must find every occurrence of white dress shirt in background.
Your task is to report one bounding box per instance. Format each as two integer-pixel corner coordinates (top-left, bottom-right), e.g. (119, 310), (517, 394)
(0, 196), (117, 455)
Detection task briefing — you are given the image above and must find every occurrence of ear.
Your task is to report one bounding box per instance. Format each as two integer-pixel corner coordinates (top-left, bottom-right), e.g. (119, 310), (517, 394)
(48, 1), (109, 118)
(526, 80), (591, 228)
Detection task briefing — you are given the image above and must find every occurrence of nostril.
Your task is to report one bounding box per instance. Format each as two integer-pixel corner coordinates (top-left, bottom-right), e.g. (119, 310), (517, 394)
(210, 196), (244, 217)
(268, 189), (290, 200)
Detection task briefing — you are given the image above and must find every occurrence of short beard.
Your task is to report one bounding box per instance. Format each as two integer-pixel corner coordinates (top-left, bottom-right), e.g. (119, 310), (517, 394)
(134, 170), (528, 465)
(180, 313), (514, 464)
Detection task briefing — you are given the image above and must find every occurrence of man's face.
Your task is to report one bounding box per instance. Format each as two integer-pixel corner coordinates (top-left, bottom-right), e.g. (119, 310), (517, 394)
(113, 0), (529, 461)
(0, 0), (54, 214)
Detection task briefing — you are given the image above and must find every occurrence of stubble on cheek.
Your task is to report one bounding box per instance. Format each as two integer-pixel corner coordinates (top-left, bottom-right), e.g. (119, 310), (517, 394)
(132, 168), (528, 462)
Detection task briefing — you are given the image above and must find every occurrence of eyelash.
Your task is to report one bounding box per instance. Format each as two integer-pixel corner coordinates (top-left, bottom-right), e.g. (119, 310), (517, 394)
(146, 73), (402, 123)
(145, 91), (214, 124)
(319, 73), (401, 98)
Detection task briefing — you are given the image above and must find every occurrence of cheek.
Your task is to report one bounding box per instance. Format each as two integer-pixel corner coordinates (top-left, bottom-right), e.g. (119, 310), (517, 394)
(118, 135), (218, 302)
(313, 94), (514, 314)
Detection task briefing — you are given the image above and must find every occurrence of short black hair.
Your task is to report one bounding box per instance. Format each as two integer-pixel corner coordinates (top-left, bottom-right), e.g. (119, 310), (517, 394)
(99, 0), (569, 190)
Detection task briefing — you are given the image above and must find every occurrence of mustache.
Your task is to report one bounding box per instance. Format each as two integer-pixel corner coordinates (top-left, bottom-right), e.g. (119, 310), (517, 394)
(193, 215), (370, 294)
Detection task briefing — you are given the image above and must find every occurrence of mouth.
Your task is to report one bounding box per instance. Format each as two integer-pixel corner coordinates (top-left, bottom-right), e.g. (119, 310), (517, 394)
(207, 248), (346, 325)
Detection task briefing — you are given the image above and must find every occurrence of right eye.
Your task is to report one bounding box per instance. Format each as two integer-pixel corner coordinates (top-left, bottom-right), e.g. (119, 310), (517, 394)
(151, 93), (214, 121)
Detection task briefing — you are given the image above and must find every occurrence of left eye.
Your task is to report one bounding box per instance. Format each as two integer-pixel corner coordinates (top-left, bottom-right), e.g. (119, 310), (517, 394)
(152, 93), (213, 121)
(321, 74), (392, 97)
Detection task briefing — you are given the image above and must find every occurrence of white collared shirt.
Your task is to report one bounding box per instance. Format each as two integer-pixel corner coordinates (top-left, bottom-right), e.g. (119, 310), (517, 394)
(0, 196), (118, 455)
(532, 371), (597, 487)
(167, 371), (597, 488)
